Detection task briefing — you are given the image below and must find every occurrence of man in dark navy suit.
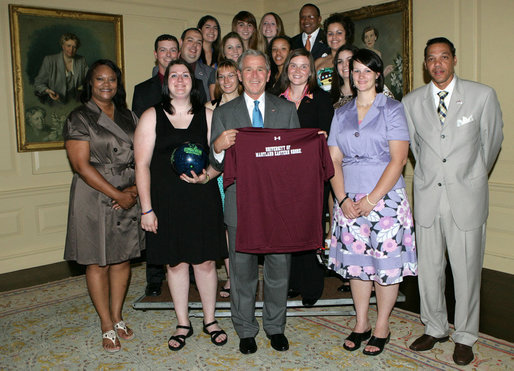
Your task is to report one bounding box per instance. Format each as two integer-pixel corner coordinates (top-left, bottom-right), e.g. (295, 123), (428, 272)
(291, 4), (330, 60)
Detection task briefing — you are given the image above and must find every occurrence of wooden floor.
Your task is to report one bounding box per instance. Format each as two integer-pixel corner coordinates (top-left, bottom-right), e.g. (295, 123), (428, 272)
(0, 258), (512, 342)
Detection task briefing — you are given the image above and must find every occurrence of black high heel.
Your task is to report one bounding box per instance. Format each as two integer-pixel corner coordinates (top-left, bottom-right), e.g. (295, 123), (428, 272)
(363, 333), (391, 356)
(343, 328), (372, 351)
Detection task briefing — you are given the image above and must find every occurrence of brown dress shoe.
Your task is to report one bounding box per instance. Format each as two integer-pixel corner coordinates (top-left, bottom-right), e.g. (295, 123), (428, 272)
(409, 334), (450, 351)
(453, 343), (474, 365)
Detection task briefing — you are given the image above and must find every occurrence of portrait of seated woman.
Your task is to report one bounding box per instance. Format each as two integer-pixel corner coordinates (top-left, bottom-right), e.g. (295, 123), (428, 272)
(33, 32), (88, 105)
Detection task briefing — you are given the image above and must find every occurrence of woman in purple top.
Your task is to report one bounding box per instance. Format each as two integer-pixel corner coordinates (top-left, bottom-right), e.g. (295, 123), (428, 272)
(327, 49), (417, 356)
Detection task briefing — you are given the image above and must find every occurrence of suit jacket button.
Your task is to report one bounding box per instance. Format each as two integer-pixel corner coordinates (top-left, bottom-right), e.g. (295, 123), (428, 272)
(442, 158), (446, 163)
(354, 132), (360, 137)
(441, 134), (445, 139)
(437, 182), (442, 186)
(116, 221), (121, 226)
(113, 148), (118, 152)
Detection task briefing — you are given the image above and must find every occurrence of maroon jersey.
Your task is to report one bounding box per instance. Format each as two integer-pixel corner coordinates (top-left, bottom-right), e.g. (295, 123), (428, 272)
(224, 127), (334, 253)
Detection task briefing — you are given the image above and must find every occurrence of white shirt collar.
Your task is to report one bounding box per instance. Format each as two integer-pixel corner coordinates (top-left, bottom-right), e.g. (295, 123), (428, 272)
(431, 74), (456, 109)
(302, 28), (320, 46)
(243, 92), (265, 122)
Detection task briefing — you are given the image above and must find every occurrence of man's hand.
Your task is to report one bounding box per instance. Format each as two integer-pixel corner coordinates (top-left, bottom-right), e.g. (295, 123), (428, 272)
(213, 129), (238, 153)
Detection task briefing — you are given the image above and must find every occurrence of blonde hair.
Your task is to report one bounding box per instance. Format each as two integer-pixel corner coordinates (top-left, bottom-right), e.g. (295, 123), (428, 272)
(256, 12), (285, 53)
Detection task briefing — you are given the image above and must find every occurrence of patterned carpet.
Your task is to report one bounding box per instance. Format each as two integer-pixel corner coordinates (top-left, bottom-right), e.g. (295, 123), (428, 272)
(0, 264), (512, 370)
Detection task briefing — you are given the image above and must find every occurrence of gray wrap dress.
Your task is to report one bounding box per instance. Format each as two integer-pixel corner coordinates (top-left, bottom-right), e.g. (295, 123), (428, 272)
(63, 100), (145, 266)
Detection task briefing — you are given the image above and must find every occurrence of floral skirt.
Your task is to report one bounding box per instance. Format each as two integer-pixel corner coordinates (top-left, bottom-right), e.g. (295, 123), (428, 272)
(328, 188), (417, 285)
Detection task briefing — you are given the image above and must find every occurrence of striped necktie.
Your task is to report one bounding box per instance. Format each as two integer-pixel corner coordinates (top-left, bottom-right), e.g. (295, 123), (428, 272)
(252, 100), (263, 128)
(437, 91), (448, 125)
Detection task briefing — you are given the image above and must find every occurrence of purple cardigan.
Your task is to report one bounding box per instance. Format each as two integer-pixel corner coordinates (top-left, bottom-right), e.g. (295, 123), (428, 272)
(327, 93), (410, 194)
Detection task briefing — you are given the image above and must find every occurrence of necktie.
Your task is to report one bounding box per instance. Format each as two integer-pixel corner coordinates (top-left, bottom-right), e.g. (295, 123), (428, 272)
(305, 35), (312, 51)
(437, 91), (448, 125)
(252, 100), (263, 128)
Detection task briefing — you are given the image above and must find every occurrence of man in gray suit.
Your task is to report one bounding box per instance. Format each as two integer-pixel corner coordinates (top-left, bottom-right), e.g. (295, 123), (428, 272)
(402, 37), (503, 366)
(210, 49), (300, 354)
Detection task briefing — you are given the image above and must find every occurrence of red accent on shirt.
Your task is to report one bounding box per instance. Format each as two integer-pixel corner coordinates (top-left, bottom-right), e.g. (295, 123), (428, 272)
(224, 127), (334, 254)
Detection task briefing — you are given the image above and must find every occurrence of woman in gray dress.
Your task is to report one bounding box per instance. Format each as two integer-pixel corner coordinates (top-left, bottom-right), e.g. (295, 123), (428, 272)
(63, 59), (144, 353)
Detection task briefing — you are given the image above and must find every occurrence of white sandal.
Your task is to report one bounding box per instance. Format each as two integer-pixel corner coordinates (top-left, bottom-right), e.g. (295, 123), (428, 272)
(102, 329), (121, 353)
(114, 320), (135, 340)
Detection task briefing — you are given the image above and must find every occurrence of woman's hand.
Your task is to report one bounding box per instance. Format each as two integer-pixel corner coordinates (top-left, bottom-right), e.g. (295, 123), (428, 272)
(341, 198), (360, 220)
(180, 169), (208, 184)
(112, 186), (137, 210)
(317, 130), (328, 139)
(112, 189), (137, 210)
(354, 195), (376, 217)
(141, 212), (158, 234)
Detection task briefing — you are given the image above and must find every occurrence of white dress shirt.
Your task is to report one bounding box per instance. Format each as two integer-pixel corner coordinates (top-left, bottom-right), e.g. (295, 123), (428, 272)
(302, 28), (320, 47)
(431, 74), (456, 110)
(214, 92), (266, 161)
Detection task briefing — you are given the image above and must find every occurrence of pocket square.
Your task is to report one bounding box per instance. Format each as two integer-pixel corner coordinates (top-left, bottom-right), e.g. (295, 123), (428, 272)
(457, 114), (474, 127)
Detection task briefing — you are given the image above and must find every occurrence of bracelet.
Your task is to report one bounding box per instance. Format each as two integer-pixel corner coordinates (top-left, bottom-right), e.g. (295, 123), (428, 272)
(203, 173), (210, 184)
(141, 208), (153, 215)
(366, 194), (378, 206)
(338, 194), (349, 208)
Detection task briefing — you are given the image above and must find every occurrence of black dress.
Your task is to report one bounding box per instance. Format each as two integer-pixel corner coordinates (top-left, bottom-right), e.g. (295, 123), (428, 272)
(146, 105), (227, 266)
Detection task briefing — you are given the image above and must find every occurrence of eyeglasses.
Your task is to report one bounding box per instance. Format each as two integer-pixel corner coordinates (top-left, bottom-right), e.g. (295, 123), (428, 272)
(289, 63), (310, 72)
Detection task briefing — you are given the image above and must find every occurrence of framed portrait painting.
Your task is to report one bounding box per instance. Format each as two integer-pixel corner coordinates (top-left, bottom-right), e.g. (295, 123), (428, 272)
(341, 0), (412, 99)
(9, 5), (124, 152)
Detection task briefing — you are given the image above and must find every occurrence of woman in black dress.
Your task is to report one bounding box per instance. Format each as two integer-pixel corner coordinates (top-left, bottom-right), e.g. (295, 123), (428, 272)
(135, 60), (227, 351)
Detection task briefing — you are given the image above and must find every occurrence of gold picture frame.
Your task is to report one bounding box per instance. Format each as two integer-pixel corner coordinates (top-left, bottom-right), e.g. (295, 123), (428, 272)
(341, 0), (412, 99)
(9, 5), (124, 152)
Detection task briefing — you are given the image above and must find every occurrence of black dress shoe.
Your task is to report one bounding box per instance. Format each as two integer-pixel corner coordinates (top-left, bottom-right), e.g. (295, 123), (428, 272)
(409, 334), (449, 351)
(267, 333), (289, 351)
(145, 282), (161, 296)
(453, 343), (474, 365)
(239, 337), (257, 354)
(302, 297), (318, 307)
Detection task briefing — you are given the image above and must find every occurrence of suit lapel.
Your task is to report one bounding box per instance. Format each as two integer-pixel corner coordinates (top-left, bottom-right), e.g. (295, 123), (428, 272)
(263, 93), (279, 128)
(421, 84), (441, 131)
(311, 32), (326, 57)
(445, 76), (464, 128)
(235, 96), (252, 128)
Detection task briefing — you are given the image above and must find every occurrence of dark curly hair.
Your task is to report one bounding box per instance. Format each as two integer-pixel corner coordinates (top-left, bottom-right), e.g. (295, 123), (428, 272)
(323, 13), (355, 46)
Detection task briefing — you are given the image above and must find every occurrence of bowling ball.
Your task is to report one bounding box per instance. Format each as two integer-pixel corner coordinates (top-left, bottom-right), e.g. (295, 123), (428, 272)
(170, 142), (208, 177)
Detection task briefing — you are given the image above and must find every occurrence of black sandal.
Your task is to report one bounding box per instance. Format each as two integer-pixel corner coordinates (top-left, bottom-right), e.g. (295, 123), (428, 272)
(203, 320), (227, 346)
(168, 323), (193, 351)
(363, 333), (391, 356)
(343, 328), (372, 351)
